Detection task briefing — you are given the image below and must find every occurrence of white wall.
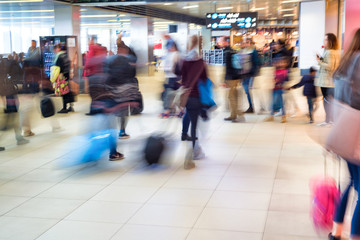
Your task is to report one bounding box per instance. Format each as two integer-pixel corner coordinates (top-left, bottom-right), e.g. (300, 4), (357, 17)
(299, 0), (326, 72)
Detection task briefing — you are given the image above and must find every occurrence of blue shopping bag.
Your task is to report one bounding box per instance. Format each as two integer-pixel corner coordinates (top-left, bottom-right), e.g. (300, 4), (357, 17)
(198, 78), (216, 108)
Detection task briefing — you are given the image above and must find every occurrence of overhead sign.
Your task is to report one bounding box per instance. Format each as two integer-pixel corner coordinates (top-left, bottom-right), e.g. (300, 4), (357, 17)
(206, 12), (258, 30)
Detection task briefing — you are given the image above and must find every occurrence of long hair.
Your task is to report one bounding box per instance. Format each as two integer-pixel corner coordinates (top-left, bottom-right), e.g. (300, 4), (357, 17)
(336, 29), (360, 75)
(325, 33), (338, 50)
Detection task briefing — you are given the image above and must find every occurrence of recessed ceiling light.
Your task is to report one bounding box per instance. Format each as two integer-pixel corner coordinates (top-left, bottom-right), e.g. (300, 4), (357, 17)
(0, 0), (42, 2)
(0, 10), (53, 13)
(217, 7), (233, 10)
(81, 14), (117, 18)
(182, 5), (199, 9)
(164, 3), (173, 5)
(283, 14), (296, 17)
(0, 16), (53, 19)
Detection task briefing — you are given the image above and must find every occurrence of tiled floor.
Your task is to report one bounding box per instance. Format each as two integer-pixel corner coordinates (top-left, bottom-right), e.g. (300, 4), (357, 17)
(0, 67), (352, 239)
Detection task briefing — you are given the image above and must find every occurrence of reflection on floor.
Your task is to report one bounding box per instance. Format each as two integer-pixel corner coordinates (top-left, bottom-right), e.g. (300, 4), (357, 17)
(0, 67), (353, 240)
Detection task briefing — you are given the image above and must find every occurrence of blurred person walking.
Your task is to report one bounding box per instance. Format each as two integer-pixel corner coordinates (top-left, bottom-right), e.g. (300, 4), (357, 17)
(240, 39), (260, 114)
(287, 67), (317, 123)
(315, 33), (340, 126)
(223, 37), (244, 123)
(0, 55), (29, 151)
(180, 35), (207, 169)
(162, 41), (180, 118)
(328, 29), (360, 240)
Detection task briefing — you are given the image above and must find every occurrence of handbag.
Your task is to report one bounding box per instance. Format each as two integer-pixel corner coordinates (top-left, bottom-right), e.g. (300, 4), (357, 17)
(325, 100), (360, 164)
(198, 78), (216, 108)
(53, 73), (70, 96)
(173, 63), (205, 109)
(0, 76), (18, 96)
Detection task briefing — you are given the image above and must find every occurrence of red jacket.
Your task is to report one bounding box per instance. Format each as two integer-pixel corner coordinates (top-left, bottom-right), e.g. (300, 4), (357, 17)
(83, 44), (107, 77)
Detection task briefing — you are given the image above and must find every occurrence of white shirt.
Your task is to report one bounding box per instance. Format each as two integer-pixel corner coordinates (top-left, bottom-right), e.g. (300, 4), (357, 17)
(163, 51), (179, 78)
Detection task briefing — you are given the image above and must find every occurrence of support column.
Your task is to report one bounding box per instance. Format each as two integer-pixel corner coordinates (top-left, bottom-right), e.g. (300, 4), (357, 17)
(130, 18), (154, 76)
(177, 23), (189, 54)
(201, 27), (211, 50)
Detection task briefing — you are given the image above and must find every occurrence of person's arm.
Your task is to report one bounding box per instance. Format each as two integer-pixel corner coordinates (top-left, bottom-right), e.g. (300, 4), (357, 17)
(288, 76), (306, 90)
(318, 51), (338, 72)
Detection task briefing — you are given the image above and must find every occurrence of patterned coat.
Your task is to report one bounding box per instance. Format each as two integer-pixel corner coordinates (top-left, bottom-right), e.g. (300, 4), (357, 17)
(315, 49), (340, 88)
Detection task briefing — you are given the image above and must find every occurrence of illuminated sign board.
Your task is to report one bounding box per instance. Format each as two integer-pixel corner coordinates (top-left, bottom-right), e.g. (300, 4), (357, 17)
(206, 12), (258, 30)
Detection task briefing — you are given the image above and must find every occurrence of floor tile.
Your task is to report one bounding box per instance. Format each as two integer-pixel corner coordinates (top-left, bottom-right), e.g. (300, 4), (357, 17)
(269, 194), (311, 213)
(218, 176), (274, 193)
(195, 207), (267, 232)
(225, 164), (277, 178)
(0, 196), (30, 215)
(66, 200), (142, 224)
(187, 229), (262, 240)
(37, 220), (122, 240)
(263, 234), (324, 240)
(15, 168), (76, 183)
(5, 197), (84, 219)
(112, 171), (173, 187)
(164, 175), (222, 190)
(38, 183), (105, 200)
(273, 179), (311, 195)
(111, 224), (190, 240)
(0, 216), (58, 240)
(265, 211), (319, 237)
(129, 204), (203, 228)
(207, 191), (271, 210)
(92, 186), (158, 203)
(0, 181), (55, 197)
(63, 168), (125, 185)
(148, 188), (213, 207)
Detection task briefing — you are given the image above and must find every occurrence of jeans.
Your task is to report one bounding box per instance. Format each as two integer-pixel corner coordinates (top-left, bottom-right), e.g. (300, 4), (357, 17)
(226, 80), (240, 118)
(271, 89), (285, 116)
(182, 111), (190, 136)
(321, 87), (334, 123)
(334, 161), (360, 236)
(307, 96), (315, 120)
(184, 97), (201, 148)
(243, 77), (253, 109)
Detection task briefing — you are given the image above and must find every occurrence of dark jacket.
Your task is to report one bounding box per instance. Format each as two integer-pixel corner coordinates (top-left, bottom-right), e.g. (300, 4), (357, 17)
(290, 75), (317, 98)
(55, 52), (70, 80)
(181, 59), (207, 97)
(224, 46), (239, 80)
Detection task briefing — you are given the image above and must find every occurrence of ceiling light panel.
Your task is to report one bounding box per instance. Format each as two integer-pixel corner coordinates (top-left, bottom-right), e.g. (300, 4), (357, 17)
(0, 0), (42, 2)
(0, 10), (53, 13)
(217, 7), (234, 10)
(182, 5), (199, 9)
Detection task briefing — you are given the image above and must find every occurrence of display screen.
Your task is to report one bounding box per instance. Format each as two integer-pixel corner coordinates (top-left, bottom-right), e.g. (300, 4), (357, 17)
(206, 12), (258, 30)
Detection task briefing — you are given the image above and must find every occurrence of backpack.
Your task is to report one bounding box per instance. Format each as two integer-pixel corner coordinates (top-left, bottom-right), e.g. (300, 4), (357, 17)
(310, 176), (340, 231)
(231, 53), (242, 70)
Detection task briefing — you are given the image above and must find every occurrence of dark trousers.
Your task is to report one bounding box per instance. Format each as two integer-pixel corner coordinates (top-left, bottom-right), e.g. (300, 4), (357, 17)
(334, 161), (360, 236)
(320, 87), (334, 123)
(307, 96), (315, 120)
(243, 77), (253, 109)
(62, 91), (74, 109)
(184, 97), (201, 148)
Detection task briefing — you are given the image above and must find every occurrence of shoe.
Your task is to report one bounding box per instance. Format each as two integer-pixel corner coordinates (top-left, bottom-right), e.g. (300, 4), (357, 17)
(0, 147), (4, 151)
(160, 113), (170, 119)
(264, 116), (274, 122)
(177, 111), (185, 118)
(309, 119), (314, 124)
(224, 116), (235, 121)
(109, 152), (124, 161)
(181, 134), (192, 141)
(317, 121), (329, 127)
(328, 233), (341, 240)
(17, 138), (29, 145)
(193, 144), (205, 160)
(281, 116), (287, 123)
(67, 107), (74, 112)
(232, 116), (245, 123)
(244, 107), (254, 114)
(57, 108), (69, 114)
(119, 132), (130, 139)
(24, 131), (35, 137)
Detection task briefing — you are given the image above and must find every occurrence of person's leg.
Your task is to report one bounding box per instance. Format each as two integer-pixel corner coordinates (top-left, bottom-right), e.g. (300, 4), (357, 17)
(226, 80), (239, 119)
(186, 98), (201, 148)
(307, 96), (314, 122)
(243, 78), (253, 111)
(119, 116), (130, 139)
(279, 90), (286, 122)
(332, 162), (355, 238)
(321, 87), (331, 123)
(181, 111), (191, 140)
(350, 165), (360, 239)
